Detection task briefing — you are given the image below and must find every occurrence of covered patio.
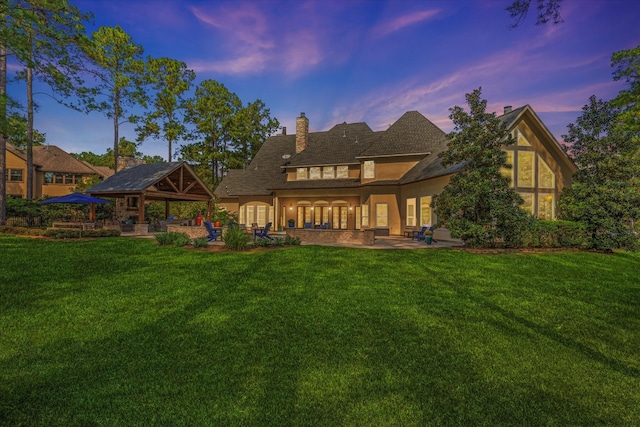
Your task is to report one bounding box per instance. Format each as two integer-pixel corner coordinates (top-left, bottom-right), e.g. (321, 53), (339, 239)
(87, 162), (214, 233)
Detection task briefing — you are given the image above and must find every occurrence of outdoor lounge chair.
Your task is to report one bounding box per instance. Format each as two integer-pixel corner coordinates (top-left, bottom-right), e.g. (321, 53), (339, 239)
(415, 226), (428, 241)
(204, 221), (220, 241)
(255, 222), (273, 240)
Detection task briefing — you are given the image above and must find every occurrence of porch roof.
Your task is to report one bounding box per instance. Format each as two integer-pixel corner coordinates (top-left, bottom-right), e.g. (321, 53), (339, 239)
(86, 162), (214, 201)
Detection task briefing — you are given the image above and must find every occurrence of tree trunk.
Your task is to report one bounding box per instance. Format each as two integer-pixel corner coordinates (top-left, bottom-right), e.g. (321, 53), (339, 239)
(113, 90), (120, 172)
(27, 51), (34, 199)
(168, 111), (173, 162)
(0, 41), (7, 225)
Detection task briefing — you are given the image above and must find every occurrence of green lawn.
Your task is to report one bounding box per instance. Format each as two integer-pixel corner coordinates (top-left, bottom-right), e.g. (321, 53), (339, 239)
(1, 235), (638, 426)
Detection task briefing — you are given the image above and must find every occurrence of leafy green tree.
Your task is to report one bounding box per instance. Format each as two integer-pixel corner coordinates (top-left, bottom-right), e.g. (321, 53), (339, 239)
(134, 57), (195, 162)
(182, 80), (241, 187)
(435, 88), (530, 247)
(506, 0), (563, 28)
(230, 99), (280, 168)
(71, 137), (164, 169)
(559, 96), (639, 250)
(6, 113), (45, 147)
(70, 150), (107, 167)
(611, 45), (640, 143)
(82, 25), (145, 172)
(11, 0), (90, 199)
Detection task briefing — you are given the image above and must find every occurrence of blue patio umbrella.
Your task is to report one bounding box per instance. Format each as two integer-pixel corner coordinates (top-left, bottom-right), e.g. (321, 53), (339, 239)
(39, 192), (111, 205)
(39, 192), (111, 222)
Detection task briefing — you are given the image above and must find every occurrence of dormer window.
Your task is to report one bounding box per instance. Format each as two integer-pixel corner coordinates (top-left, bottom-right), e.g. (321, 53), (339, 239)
(323, 166), (335, 179)
(309, 167), (321, 180)
(296, 168), (307, 180)
(363, 160), (375, 179)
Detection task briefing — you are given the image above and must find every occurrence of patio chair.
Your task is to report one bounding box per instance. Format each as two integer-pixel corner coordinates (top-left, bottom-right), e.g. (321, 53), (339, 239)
(428, 226), (437, 243)
(204, 221), (220, 241)
(415, 226), (428, 241)
(304, 222), (312, 229)
(255, 222), (273, 240)
(320, 222), (331, 229)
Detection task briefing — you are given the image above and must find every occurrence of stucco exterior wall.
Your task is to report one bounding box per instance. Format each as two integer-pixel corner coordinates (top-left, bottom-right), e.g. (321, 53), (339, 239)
(361, 159), (419, 184)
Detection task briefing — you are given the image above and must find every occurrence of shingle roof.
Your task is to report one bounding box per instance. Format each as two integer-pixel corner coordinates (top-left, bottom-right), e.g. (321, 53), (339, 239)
(88, 162), (190, 193)
(498, 105), (528, 128)
(287, 122), (379, 167)
(82, 161), (115, 179)
(33, 145), (96, 174)
(215, 135), (296, 197)
(399, 148), (466, 184)
(357, 111), (447, 158)
(6, 143), (28, 162)
(214, 107), (545, 196)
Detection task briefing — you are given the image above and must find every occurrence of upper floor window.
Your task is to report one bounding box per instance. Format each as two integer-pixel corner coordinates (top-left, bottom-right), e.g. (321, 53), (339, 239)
(517, 131), (531, 146)
(538, 156), (555, 189)
(296, 168), (307, 180)
(309, 167), (321, 180)
(363, 160), (375, 179)
(323, 166), (334, 179)
(336, 165), (349, 178)
(43, 172), (83, 185)
(517, 151), (535, 187)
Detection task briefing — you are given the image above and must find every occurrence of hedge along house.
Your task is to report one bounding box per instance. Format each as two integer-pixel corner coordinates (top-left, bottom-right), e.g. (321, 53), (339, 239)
(87, 162), (215, 230)
(214, 106), (577, 238)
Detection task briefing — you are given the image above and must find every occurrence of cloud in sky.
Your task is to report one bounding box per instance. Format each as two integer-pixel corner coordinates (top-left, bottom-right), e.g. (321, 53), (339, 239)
(188, 2), (334, 77)
(372, 9), (441, 38)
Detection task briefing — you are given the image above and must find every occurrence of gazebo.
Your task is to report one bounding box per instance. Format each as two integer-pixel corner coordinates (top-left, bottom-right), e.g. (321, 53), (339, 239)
(86, 162), (215, 226)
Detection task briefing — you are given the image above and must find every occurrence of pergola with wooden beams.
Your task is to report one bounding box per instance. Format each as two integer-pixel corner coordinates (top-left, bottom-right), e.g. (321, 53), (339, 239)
(86, 162), (215, 224)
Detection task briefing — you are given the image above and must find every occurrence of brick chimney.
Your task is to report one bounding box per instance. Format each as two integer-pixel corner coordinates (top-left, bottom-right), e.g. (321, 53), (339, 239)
(503, 105), (512, 114)
(296, 112), (309, 153)
(281, 126), (287, 135)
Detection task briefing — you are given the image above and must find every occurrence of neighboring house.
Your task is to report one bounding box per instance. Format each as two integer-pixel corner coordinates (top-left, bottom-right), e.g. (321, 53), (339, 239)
(214, 106), (577, 237)
(5, 143), (33, 198)
(4, 143), (111, 198)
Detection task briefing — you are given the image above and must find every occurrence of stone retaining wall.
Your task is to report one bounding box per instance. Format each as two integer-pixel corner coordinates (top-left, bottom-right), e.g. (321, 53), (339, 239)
(287, 228), (375, 245)
(166, 224), (208, 239)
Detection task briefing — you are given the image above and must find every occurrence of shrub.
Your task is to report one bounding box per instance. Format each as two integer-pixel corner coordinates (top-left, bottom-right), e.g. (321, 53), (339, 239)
(252, 237), (272, 247)
(0, 226), (47, 236)
(155, 231), (190, 246)
(192, 237), (209, 248)
(284, 235), (301, 246)
(223, 225), (250, 251)
(44, 229), (81, 239)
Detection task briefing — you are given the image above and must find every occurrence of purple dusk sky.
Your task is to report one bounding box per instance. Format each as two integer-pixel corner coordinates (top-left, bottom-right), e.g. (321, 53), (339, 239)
(9, 0), (640, 159)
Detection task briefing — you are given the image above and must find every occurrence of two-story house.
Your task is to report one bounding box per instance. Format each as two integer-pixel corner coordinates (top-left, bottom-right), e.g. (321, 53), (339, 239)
(4, 143), (111, 198)
(214, 106), (577, 237)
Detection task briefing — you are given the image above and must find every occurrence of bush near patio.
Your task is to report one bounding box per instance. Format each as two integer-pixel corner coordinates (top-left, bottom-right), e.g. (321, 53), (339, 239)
(0, 226), (121, 238)
(1, 235), (638, 426)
